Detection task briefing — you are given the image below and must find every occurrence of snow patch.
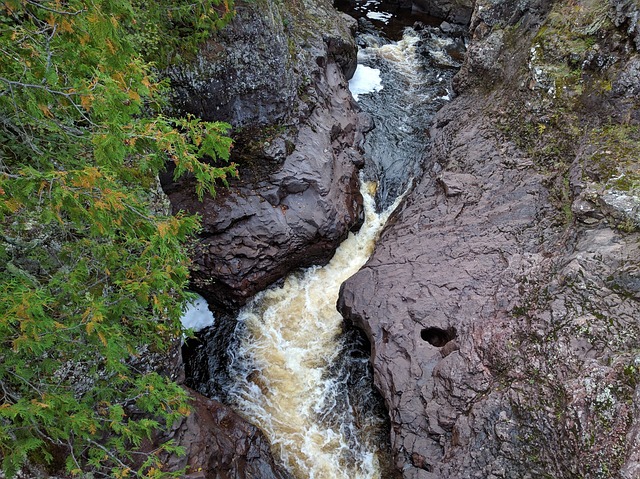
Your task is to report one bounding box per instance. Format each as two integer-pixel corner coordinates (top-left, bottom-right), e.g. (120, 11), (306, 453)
(355, 0), (381, 11)
(349, 64), (383, 101)
(366, 11), (393, 23)
(180, 293), (215, 332)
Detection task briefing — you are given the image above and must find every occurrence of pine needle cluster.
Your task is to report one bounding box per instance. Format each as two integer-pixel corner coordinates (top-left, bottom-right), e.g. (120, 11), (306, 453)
(0, 0), (236, 476)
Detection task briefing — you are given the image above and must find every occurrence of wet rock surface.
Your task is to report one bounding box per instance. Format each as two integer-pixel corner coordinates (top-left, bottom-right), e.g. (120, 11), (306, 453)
(163, 0), (364, 308)
(339, 0), (640, 477)
(158, 389), (293, 479)
(414, 0), (473, 25)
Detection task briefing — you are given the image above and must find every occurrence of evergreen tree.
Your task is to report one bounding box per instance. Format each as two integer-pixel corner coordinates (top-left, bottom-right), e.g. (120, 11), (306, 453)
(0, 0), (235, 476)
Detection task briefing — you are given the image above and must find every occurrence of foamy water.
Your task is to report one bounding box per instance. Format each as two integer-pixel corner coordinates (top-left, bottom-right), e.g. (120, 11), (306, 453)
(371, 29), (425, 89)
(350, 25), (459, 210)
(227, 182), (402, 479)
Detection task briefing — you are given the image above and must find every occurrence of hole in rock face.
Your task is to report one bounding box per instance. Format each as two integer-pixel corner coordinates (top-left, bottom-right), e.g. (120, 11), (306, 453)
(421, 326), (457, 347)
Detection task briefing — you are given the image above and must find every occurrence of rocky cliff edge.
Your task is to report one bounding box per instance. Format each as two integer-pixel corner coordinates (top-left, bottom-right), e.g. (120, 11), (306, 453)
(164, 0), (365, 309)
(339, 0), (640, 477)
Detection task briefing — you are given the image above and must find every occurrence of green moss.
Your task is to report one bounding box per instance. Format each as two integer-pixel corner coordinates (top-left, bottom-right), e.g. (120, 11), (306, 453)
(616, 217), (639, 233)
(586, 125), (640, 187)
(529, 0), (617, 106)
(485, 0), (639, 474)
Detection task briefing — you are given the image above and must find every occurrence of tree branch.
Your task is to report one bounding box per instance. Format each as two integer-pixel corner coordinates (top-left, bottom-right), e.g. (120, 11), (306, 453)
(25, 0), (86, 16)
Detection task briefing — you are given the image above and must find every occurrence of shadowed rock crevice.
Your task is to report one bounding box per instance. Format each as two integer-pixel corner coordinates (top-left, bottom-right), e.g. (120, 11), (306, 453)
(420, 326), (457, 347)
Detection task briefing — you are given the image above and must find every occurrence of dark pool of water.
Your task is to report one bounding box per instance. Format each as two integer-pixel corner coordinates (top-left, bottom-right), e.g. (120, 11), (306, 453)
(334, 0), (442, 40)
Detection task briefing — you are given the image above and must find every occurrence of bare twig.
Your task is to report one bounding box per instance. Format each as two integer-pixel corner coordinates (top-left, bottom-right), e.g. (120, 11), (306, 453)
(25, 0), (86, 16)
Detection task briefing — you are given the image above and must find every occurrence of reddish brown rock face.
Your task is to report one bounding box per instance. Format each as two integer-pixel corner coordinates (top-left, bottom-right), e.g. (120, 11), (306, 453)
(339, 0), (640, 477)
(165, 60), (365, 308)
(159, 389), (293, 479)
(340, 97), (640, 479)
(163, 2), (365, 309)
(339, 93), (555, 478)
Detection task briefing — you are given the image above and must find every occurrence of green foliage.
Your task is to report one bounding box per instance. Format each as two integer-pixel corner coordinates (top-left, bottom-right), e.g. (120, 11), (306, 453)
(130, 0), (235, 68)
(586, 124), (640, 186)
(0, 0), (235, 477)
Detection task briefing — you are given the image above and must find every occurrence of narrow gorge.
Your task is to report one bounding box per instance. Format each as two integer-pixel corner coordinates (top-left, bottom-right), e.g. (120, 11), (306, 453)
(163, 0), (640, 478)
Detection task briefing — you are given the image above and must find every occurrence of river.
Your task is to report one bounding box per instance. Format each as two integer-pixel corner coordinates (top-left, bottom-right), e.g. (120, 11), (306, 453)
(226, 183), (400, 478)
(213, 3), (464, 478)
(340, 1), (464, 209)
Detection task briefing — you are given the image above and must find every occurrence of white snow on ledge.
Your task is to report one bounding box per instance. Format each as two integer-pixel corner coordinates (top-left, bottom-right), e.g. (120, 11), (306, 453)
(349, 64), (383, 101)
(366, 11), (393, 24)
(180, 293), (215, 332)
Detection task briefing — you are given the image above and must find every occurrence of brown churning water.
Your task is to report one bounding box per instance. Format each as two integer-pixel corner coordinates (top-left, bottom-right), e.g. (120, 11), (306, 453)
(227, 181), (403, 479)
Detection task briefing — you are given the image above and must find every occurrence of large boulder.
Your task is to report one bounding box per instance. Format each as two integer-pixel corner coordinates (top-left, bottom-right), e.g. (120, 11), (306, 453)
(158, 389), (293, 479)
(167, 2), (357, 126)
(163, 0), (365, 308)
(339, 0), (640, 477)
(339, 93), (556, 478)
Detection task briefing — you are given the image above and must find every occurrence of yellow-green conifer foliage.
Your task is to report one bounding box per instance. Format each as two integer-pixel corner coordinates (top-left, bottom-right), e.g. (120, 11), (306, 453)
(0, 0), (235, 477)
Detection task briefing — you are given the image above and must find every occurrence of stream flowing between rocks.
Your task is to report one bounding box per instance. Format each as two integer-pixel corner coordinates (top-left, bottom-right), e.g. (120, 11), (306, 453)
(226, 183), (401, 479)
(213, 3), (465, 478)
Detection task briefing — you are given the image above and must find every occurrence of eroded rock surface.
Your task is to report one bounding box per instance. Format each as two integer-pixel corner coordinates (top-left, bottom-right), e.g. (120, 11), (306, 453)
(164, 0), (365, 308)
(159, 389), (292, 479)
(339, 0), (640, 477)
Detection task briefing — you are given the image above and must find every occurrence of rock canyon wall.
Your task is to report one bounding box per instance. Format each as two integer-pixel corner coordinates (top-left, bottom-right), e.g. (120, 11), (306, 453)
(160, 0), (640, 477)
(163, 0), (366, 309)
(339, 0), (640, 478)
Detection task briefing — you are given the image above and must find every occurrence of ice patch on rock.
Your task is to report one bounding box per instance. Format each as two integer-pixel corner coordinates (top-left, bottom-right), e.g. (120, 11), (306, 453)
(349, 64), (383, 101)
(180, 293), (215, 332)
(366, 11), (393, 23)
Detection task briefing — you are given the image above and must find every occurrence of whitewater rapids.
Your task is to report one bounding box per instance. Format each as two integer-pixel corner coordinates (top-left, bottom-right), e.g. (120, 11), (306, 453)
(226, 182), (401, 479)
